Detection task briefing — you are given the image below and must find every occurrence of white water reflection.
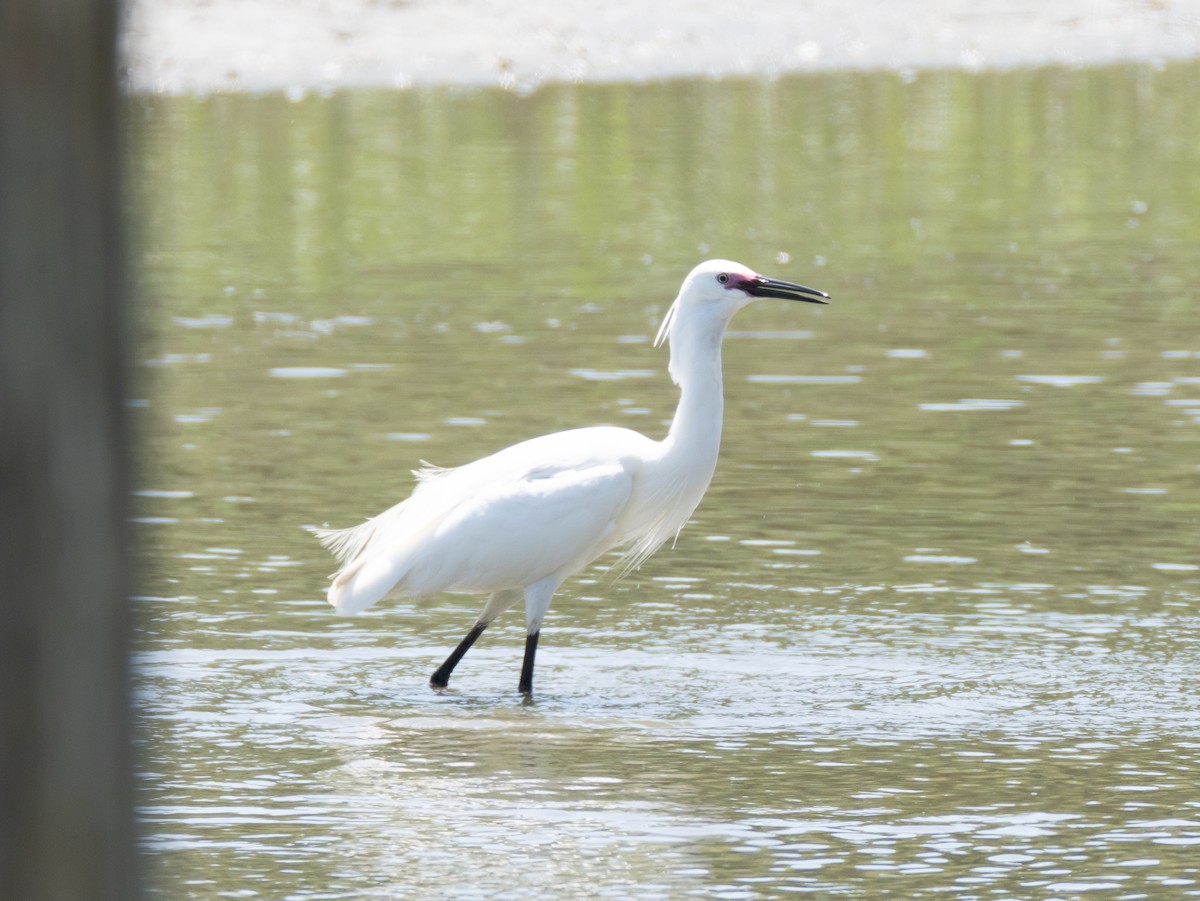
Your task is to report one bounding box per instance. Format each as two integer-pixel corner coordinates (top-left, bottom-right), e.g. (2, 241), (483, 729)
(136, 592), (1200, 896)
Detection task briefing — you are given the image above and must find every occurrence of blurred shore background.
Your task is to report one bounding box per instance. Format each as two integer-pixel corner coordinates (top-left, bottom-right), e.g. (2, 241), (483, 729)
(123, 0), (1200, 93)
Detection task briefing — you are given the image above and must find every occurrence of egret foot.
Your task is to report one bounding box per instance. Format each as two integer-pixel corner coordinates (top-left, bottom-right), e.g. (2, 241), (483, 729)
(518, 630), (540, 695)
(430, 622), (487, 688)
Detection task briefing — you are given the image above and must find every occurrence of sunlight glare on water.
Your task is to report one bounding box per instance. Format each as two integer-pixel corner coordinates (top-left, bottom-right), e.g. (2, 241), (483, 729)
(131, 63), (1200, 898)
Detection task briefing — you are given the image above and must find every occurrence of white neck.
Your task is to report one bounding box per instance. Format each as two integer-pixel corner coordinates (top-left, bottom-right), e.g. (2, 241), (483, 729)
(660, 312), (727, 475)
(614, 294), (739, 572)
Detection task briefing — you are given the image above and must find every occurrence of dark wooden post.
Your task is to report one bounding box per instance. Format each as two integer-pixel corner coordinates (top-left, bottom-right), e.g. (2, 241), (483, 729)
(0, 0), (138, 898)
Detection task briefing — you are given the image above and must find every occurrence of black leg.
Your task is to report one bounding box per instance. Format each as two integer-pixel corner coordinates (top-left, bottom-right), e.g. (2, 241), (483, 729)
(430, 622), (487, 688)
(518, 630), (540, 695)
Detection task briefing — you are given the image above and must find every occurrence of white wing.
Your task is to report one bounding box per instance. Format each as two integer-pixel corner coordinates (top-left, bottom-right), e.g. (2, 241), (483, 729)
(322, 427), (654, 614)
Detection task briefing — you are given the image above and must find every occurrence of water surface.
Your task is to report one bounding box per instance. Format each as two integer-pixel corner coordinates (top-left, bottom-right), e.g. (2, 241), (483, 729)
(131, 62), (1200, 898)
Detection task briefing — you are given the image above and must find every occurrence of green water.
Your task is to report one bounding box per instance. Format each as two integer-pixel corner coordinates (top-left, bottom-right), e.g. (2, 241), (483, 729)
(131, 62), (1200, 899)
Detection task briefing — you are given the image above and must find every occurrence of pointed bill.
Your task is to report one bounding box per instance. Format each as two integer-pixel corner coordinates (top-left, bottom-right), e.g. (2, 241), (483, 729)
(739, 276), (829, 304)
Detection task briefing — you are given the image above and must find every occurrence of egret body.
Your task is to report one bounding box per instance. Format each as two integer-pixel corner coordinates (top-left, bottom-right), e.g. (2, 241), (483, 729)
(313, 259), (829, 694)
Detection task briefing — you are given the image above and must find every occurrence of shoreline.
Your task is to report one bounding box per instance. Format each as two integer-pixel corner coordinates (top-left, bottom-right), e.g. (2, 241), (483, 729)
(122, 0), (1200, 95)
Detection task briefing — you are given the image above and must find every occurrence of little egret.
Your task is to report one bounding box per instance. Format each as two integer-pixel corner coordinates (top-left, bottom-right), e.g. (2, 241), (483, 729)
(313, 259), (829, 694)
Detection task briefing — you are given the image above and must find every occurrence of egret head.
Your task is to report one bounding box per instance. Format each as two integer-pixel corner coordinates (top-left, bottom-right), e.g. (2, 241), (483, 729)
(654, 259), (828, 348)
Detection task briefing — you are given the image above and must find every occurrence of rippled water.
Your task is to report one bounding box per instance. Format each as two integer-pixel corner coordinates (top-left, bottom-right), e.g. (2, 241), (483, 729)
(131, 62), (1200, 898)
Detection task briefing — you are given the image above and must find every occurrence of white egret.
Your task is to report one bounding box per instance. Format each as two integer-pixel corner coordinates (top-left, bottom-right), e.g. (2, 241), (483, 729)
(313, 259), (829, 694)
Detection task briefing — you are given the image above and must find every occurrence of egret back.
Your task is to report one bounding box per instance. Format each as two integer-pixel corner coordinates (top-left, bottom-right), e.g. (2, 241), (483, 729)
(317, 426), (661, 614)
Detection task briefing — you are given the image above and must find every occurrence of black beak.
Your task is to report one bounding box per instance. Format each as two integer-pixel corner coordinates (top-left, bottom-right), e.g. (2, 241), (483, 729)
(738, 275), (830, 304)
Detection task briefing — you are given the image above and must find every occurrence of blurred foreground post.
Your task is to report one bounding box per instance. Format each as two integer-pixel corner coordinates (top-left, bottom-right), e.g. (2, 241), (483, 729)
(0, 0), (138, 899)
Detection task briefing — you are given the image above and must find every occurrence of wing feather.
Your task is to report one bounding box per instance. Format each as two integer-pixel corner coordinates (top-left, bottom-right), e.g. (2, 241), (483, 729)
(315, 426), (656, 614)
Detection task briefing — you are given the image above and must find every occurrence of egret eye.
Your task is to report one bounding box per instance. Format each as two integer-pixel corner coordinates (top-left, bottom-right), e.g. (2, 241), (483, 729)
(717, 273), (729, 284)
